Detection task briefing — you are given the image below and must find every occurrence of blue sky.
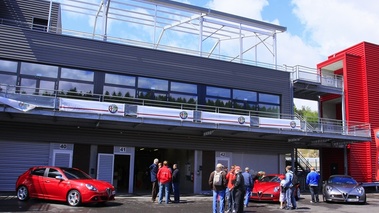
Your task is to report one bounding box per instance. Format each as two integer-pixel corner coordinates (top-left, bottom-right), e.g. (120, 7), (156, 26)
(58, 0), (379, 111)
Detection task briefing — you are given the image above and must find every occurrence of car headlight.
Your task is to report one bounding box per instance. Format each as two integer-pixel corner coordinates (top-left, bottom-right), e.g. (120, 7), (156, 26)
(86, 184), (98, 191)
(356, 186), (364, 195)
(326, 185), (333, 192)
(274, 186), (280, 192)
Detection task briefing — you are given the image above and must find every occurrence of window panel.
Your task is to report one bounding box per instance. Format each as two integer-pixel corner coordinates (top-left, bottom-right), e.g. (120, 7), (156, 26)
(0, 74), (17, 93)
(61, 68), (94, 81)
(206, 86), (231, 98)
(20, 78), (37, 94)
(259, 104), (280, 118)
(39, 80), (56, 96)
(20, 62), (58, 78)
(206, 98), (232, 108)
(138, 77), (168, 91)
(104, 86), (135, 98)
(59, 81), (93, 95)
(105, 73), (136, 86)
(138, 90), (167, 101)
(259, 93), (280, 104)
(171, 82), (197, 94)
(233, 89), (257, 101)
(169, 93), (197, 104)
(0, 59), (18, 73)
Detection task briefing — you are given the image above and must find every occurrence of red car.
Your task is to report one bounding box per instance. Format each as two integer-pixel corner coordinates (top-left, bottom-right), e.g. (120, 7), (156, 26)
(16, 166), (116, 206)
(250, 174), (285, 202)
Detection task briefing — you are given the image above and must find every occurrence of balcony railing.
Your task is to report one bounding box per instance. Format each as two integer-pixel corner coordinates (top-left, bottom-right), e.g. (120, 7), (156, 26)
(0, 83), (371, 138)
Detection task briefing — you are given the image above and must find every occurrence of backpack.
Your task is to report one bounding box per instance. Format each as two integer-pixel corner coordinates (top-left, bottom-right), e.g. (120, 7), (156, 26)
(213, 171), (223, 186)
(291, 173), (298, 186)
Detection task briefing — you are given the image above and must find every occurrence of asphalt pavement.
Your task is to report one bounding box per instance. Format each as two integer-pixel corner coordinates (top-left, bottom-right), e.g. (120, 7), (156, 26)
(1, 192), (379, 213)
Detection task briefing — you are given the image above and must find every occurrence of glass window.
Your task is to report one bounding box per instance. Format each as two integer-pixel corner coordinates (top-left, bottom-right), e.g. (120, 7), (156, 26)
(259, 104), (280, 118)
(59, 81), (93, 95)
(31, 168), (46, 176)
(20, 78), (37, 94)
(48, 168), (62, 178)
(0, 59), (18, 73)
(234, 101), (257, 110)
(138, 90), (167, 101)
(39, 80), (56, 96)
(169, 93), (197, 104)
(171, 82), (197, 94)
(206, 86), (231, 98)
(105, 73), (135, 86)
(104, 86), (135, 98)
(20, 62), (58, 78)
(0, 74), (17, 93)
(206, 98), (232, 108)
(61, 68), (94, 82)
(233, 89), (257, 101)
(138, 77), (168, 91)
(259, 93), (280, 104)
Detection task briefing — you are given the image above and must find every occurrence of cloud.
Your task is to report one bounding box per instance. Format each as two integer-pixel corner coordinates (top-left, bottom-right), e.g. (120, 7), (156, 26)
(206, 0), (268, 20)
(292, 0), (379, 57)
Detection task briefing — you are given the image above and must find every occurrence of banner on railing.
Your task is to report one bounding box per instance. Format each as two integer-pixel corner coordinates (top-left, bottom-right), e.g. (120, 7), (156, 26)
(59, 98), (124, 116)
(259, 117), (301, 130)
(201, 111), (250, 126)
(136, 106), (193, 122)
(0, 96), (36, 112)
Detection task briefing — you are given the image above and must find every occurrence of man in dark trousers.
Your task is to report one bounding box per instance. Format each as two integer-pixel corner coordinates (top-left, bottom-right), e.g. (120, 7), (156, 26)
(233, 166), (245, 213)
(149, 158), (159, 202)
(172, 164), (180, 203)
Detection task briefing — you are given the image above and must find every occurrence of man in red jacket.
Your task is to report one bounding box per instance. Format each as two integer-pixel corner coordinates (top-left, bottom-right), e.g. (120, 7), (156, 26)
(157, 161), (172, 204)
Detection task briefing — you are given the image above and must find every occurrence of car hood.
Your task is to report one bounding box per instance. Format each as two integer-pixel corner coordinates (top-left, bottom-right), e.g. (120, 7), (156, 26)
(254, 182), (279, 192)
(327, 184), (361, 192)
(71, 179), (114, 190)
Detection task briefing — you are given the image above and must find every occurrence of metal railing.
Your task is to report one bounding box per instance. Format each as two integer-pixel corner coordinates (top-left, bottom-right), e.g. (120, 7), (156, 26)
(0, 83), (371, 138)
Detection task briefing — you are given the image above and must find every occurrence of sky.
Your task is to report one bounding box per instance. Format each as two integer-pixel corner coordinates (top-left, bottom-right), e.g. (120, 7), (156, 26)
(58, 0), (379, 111)
(173, 0), (379, 111)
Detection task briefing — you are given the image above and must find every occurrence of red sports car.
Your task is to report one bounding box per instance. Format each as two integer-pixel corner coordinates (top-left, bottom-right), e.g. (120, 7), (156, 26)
(16, 166), (116, 206)
(250, 174), (285, 202)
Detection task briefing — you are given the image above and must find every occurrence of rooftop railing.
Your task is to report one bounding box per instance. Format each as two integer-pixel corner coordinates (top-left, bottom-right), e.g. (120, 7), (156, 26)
(0, 18), (344, 89)
(0, 83), (371, 138)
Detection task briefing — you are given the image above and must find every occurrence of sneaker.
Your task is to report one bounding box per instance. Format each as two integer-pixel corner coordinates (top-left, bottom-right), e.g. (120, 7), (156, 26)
(310, 201), (314, 203)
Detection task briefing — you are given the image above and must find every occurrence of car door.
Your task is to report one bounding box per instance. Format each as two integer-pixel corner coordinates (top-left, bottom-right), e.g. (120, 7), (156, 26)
(29, 168), (47, 198)
(42, 168), (69, 201)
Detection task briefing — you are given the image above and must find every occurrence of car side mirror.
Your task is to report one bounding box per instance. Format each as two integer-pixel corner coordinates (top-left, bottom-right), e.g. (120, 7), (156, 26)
(55, 175), (64, 181)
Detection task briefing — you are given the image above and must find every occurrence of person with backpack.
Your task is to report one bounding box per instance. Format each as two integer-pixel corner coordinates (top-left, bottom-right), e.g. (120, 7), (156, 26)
(209, 163), (227, 213)
(284, 166), (297, 210)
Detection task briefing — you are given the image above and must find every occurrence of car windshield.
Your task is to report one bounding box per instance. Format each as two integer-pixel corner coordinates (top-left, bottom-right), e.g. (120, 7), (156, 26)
(62, 168), (92, 180)
(260, 175), (281, 182)
(329, 176), (357, 185)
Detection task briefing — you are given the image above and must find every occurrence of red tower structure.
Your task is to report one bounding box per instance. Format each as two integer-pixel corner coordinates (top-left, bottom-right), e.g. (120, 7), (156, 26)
(317, 42), (379, 182)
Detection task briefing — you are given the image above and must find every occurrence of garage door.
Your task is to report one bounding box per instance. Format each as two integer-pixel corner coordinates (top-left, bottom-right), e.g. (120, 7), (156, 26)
(0, 141), (49, 191)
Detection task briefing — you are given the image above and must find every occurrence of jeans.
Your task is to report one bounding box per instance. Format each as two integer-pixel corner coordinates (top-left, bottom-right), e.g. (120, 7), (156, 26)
(158, 182), (170, 204)
(244, 186), (251, 206)
(212, 189), (225, 213)
(285, 187), (297, 209)
(172, 182), (180, 202)
(226, 188), (235, 211)
(309, 185), (319, 202)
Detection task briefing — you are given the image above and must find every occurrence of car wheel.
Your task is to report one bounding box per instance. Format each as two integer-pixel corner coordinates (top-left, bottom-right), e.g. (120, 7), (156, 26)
(17, 185), (29, 201)
(67, 190), (81, 206)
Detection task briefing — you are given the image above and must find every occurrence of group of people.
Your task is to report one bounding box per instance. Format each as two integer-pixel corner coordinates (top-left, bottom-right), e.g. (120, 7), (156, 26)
(279, 166), (320, 210)
(208, 164), (254, 213)
(149, 158), (180, 204)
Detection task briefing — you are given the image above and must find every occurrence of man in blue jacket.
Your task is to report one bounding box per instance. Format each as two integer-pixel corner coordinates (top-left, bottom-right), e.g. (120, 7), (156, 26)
(306, 167), (320, 203)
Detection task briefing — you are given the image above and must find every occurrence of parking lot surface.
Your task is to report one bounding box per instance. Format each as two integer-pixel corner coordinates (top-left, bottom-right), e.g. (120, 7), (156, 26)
(1, 192), (378, 213)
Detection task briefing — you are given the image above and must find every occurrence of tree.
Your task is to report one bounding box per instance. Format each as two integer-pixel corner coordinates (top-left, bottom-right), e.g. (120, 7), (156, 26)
(294, 105), (318, 123)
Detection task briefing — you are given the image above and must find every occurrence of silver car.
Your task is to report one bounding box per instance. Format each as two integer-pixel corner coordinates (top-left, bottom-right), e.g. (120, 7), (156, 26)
(323, 175), (366, 204)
